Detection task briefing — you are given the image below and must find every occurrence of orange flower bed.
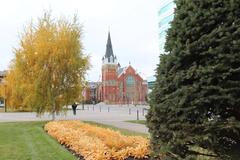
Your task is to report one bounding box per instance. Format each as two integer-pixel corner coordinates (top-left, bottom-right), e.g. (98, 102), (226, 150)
(44, 120), (150, 160)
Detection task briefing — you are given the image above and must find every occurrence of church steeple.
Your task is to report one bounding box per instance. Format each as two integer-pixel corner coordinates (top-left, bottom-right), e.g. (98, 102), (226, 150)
(103, 31), (117, 64)
(105, 32), (114, 58)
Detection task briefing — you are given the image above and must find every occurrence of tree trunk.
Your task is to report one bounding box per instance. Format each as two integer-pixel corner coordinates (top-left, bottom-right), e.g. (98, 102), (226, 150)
(52, 97), (56, 120)
(4, 98), (7, 112)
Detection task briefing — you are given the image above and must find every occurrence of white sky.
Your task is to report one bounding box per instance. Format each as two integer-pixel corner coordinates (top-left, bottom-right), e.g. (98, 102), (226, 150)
(0, 0), (160, 81)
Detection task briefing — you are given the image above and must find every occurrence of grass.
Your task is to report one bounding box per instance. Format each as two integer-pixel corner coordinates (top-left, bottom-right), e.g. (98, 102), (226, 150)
(84, 121), (149, 138)
(126, 120), (146, 125)
(0, 120), (149, 160)
(0, 121), (76, 160)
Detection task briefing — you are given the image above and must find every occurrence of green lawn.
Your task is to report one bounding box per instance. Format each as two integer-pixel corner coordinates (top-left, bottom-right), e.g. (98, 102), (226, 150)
(0, 120), (149, 160)
(0, 121), (76, 160)
(126, 120), (146, 125)
(84, 121), (149, 138)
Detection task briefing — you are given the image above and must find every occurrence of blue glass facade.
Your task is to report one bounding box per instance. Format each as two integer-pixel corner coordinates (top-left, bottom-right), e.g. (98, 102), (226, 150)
(158, 1), (175, 16)
(158, 0), (175, 54)
(159, 14), (174, 27)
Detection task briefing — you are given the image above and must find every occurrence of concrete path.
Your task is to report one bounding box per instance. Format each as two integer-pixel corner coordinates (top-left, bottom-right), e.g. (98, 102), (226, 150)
(98, 121), (149, 134)
(0, 104), (149, 134)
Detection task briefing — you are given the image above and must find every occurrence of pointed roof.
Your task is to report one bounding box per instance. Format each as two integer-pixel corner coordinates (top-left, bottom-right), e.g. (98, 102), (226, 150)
(105, 32), (114, 58)
(117, 67), (127, 75)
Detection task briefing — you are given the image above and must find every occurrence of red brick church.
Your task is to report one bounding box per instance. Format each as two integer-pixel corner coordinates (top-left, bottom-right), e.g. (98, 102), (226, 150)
(84, 32), (148, 104)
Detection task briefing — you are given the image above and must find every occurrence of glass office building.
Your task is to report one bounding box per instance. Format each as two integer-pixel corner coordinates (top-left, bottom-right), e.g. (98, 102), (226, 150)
(158, 0), (175, 54)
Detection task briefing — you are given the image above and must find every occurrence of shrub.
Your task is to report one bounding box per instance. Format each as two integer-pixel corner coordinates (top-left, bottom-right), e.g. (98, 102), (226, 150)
(45, 120), (150, 160)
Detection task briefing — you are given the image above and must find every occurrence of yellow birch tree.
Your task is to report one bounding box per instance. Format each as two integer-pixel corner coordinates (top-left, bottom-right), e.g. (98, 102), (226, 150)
(4, 12), (89, 119)
(0, 69), (25, 111)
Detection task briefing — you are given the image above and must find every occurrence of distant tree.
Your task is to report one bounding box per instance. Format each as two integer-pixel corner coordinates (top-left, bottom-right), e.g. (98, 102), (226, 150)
(145, 95), (148, 104)
(4, 12), (89, 119)
(0, 69), (25, 111)
(0, 78), (6, 108)
(0, 79), (9, 110)
(146, 0), (240, 159)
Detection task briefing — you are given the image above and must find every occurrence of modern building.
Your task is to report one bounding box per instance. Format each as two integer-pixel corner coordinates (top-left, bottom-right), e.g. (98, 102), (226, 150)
(158, 0), (176, 54)
(147, 76), (156, 91)
(84, 32), (148, 104)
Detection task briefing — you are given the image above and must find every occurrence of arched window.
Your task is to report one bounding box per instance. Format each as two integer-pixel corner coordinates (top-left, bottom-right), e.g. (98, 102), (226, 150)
(126, 76), (135, 86)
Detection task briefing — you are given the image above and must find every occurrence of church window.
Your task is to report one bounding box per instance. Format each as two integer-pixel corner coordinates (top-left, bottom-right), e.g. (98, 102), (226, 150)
(126, 76), (135, 86)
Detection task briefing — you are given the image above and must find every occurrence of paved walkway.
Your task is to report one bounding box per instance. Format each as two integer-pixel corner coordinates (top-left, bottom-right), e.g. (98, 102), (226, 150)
(0, 104), (149, 134)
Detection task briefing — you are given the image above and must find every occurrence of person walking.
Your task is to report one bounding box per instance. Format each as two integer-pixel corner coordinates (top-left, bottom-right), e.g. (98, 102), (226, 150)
(72, 102), (78, 115)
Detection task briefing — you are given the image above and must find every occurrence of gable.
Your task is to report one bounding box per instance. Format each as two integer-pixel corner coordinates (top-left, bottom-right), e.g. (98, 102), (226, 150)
(117, 65), (144, 81)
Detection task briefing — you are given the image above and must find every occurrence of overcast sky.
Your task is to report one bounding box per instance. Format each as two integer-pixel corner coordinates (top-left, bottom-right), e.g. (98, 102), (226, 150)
(0, 0), (160, 81)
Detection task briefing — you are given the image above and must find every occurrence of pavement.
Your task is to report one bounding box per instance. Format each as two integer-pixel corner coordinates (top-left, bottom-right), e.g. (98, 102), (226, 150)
(0, 104), (150, 134)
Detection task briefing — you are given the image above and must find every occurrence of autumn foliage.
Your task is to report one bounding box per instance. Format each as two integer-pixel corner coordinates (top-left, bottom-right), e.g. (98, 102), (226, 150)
(44, 120), (150, 160)
(1, 12), (89, 117)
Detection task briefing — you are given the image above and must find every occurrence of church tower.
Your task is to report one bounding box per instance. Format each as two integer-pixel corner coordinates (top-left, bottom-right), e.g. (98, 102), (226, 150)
(101, 32), (118, 103)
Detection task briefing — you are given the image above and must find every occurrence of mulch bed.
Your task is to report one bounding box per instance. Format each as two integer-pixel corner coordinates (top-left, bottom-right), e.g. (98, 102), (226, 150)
(61, 143), (161, 160)
(61, 143), (85, 160)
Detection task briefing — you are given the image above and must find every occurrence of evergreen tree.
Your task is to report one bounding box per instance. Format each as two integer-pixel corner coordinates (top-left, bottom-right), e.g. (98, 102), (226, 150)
(146, 0), (240, 159)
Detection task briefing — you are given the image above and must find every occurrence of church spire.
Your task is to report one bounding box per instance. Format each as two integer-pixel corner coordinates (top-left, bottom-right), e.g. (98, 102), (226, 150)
(105, 31), (114, 59)
(102, 31), (117, 64)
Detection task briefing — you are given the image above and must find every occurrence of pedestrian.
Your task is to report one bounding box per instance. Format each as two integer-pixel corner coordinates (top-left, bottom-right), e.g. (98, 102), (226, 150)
(72, 102), (78, 115)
